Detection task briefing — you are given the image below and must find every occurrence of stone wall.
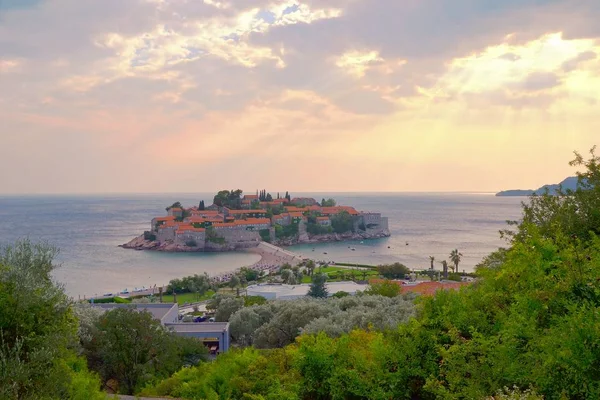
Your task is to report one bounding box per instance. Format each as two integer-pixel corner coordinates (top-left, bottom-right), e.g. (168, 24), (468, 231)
(213, 226), (262, 248)
(157, 226), (177, 242)
(175, 231), (206, 249)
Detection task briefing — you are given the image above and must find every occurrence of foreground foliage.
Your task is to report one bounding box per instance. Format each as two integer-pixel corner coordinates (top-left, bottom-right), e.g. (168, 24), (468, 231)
(145, 148), (600, 399)
(76, 306), (207, 395)
(228, 295), (416, 348)
(0, 240), (105, 400)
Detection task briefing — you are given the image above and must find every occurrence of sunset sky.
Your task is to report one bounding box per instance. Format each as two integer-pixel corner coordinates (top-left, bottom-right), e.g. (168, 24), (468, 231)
(1, 0), (599, 194)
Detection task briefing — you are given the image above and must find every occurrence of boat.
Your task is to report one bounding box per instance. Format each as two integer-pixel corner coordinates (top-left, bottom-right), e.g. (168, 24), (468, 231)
(360, 241), (364, 244)
(324, 252), (328, 255)
(350, 247), (356, 251)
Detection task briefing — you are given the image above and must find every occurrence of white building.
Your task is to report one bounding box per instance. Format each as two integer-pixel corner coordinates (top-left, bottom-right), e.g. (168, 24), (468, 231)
(246, 281), (368, 300)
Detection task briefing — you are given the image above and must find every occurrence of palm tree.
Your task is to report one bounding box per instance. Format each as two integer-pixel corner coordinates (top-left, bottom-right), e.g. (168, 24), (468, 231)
(449, 249), (463, 273)
(439, 260), (449, 280)
(429, 256), (435, 270)
(305, 260), (316, 276)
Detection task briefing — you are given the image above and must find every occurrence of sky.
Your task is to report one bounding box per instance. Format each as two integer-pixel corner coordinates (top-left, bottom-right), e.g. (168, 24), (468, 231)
(1, 0), (599, 194)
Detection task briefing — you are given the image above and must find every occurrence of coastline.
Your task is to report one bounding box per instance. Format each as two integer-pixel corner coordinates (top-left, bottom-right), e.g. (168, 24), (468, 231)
(120, 230), (391, 253)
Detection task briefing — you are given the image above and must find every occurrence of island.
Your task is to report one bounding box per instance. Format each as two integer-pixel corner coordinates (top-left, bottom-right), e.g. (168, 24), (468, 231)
(121, 190), (390, 252)
(496, 176), (580, 196)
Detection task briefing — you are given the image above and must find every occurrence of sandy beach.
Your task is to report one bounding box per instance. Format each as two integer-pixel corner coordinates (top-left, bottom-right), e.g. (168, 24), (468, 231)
(245, 243), (303, 268)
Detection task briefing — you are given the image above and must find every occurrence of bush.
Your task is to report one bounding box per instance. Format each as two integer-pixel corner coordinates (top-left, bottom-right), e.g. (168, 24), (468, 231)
(331, 211), (355, 234)
(206, 227), (226, 244)
(166, 273), (211, 295)
(259, 229), (271, 242)
(244, 295), (267, 307)
(448, 272), (462, 282)
(275, 223), (299, 239)
(306, 223), (333, 235)
(80, 308), (207, 395)
(377, 262), (410, 279)
(364, 280), (402, 297)
(144, 231), (157, 241)
(89, 296), (131, 304)
(332, 291), (349, 298)
(185, 239), (197, 247)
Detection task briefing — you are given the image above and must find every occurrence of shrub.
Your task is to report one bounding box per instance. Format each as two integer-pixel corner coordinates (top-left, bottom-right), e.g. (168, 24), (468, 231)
(144, 231), (157, 241)
(448, 272), (463, 282)
(185, 240), (197, 247)
(332, 291), (349, 298)
(259, 229), (271, 242)
(377, 262), (410, 279)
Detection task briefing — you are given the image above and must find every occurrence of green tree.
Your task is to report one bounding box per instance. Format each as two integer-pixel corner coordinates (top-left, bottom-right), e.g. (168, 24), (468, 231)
(449, 249), (463, 273)
(215, 297), (244, 322)
(440, 259), (449, 279)
(198, 200), (205, 210)
(307, 273), (328, 298)
(429, 255), (435, 270)
(331, 211), (354, 234)
(166, 201), (182, 211)
(305, 260), (316, 276)
(87, 307), (206, 395)
(364, 280), (401, 297)
(321, 198), (337, 207)
(0, 240), (105, 400)
(377, 262), (410, 279)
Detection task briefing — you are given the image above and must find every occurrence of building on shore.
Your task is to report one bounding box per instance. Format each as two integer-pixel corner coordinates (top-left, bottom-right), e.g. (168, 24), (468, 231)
(246, 281), (368, 300)
(93, 303), (230, 353)
(145, 197), (389, 249)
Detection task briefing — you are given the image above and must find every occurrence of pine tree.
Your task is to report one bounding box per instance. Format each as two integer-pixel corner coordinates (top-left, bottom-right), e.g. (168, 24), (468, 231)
(307, 273), (328, 298)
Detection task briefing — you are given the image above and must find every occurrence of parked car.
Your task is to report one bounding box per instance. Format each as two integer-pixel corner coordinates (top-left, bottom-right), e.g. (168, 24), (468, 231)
(193, 316), (207, 323)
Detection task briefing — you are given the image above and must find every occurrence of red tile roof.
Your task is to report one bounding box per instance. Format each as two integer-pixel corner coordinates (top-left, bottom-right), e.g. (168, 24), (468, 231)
(321, 206), (359, 216)
(154, 216), (176, 222)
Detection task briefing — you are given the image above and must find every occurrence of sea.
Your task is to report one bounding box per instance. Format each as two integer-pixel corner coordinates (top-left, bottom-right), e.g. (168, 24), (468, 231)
(0, 193), (524, 298)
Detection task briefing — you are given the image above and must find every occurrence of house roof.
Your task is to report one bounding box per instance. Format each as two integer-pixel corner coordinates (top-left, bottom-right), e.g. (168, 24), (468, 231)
(227, 209), (266, 214)
(154, 216), (176, 222)
(317, 216), (330, 221)
(284, 207), (307, 213)
(320, 206), (359, 216)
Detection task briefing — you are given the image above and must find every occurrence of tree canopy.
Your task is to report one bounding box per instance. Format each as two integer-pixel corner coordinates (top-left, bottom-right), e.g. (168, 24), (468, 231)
(0, 240), (105, 400)
(144, 147), (600, 399)
(307, 272), (328, 298)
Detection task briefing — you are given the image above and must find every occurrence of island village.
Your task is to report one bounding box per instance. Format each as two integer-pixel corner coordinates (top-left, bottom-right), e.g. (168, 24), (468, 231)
(123, 190), (390, 252)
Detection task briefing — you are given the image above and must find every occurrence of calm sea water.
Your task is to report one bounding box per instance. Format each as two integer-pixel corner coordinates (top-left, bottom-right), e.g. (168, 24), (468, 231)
(0, 193), (523, 297)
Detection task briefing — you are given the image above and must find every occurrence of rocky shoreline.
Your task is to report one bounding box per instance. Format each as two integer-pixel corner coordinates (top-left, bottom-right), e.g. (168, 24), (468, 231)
(120, 230), (391, 253)
(273, 230), (391, 246)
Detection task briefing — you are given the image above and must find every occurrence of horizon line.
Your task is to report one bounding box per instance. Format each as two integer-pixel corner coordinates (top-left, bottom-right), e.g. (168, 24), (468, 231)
(0, 190), (501, 196)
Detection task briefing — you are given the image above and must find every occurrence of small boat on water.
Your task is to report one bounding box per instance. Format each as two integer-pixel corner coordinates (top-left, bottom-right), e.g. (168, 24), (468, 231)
(360, 241), (364, 244)
(350, 247), (356, 251)
(324, 252), (328, 255)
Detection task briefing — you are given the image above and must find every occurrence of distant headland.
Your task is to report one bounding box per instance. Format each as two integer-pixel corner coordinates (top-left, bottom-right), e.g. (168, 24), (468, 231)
(121, 190), (390, 252)
(496, 176), (580, 196)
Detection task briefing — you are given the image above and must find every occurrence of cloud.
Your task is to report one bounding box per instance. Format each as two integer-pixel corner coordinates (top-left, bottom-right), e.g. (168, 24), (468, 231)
(1, 0), (600, 193)
(562, 50), (597, 72)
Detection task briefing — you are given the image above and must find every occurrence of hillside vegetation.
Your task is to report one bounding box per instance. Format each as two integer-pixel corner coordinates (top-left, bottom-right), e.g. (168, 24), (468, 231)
(142, 147), (600, 399)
